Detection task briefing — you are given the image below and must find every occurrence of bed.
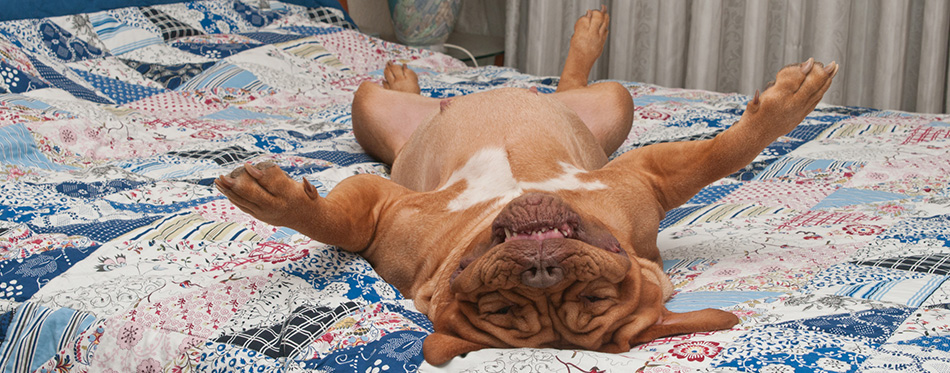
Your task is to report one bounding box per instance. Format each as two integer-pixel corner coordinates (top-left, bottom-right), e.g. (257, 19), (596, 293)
(0, 1), (947, 372)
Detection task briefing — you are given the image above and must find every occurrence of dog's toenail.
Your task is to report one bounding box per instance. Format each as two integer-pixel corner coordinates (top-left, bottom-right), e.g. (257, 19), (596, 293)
(801, 58), (814, 74)
(824, 61), (837, 75)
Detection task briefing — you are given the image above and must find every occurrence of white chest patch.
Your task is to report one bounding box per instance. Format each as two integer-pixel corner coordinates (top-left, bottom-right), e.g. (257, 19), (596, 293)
(440, 148), (607, 212)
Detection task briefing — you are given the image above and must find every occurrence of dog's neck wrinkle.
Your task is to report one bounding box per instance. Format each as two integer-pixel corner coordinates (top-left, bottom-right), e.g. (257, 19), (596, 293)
(412, 203), (501, 316)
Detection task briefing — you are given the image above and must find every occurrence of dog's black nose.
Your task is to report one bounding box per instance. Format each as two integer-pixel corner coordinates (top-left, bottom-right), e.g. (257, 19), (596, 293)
(521, 257), (564, 288)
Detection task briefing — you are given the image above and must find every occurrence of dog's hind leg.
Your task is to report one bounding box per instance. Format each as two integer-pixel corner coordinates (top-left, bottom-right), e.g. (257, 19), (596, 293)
(550, 6), (633, 156)
(352, 62), (441, 165)
(557, 5), (610, 92)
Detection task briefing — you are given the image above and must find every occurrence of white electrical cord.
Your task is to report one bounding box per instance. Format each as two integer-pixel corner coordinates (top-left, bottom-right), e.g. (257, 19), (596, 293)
(443, 43), (479, 67)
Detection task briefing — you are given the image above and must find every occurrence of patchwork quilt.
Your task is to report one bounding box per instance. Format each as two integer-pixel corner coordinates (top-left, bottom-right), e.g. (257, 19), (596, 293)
(0, 1), (948, 372)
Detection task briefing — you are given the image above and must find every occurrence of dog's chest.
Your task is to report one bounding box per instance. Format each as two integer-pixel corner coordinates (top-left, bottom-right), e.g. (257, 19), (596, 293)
(439, 147), (607, 212)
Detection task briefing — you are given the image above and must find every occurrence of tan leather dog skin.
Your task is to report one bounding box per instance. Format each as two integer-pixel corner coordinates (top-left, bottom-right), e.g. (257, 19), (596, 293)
(216, 8), (837, 366)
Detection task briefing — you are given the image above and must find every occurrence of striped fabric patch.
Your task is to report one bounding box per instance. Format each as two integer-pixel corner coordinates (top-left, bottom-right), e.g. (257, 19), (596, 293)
(175, 61), (268, 91)
(815, 122), (904, 140)
(88, 12), (163, 55)
(675, 203), (788, 226)
(753, 157), (862, 181)
(0, 123), (75, 171)
(0, 302), (96, 373)
(70, 68), (166, 105)
(832, 275), (947, 307)
(276, 38), (347, 70)
(122, 212), (261, 242)
(666, 291), (780, 313)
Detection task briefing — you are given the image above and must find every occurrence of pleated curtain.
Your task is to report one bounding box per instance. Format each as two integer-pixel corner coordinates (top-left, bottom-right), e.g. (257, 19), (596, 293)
(505, 0), (950, 114)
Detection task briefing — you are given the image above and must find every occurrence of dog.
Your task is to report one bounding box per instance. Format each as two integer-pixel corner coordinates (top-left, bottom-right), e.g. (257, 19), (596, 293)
(215, 7), (837, 365)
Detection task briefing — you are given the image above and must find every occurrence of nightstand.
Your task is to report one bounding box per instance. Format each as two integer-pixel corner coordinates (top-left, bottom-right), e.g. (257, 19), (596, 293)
(444, 32), (505, 67)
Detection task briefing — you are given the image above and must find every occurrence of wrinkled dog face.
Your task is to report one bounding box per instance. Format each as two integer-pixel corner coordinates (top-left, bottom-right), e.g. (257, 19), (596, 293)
(447, 193), (644, 349)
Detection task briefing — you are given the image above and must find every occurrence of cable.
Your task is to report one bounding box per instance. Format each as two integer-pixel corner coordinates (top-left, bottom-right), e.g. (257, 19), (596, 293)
(443, 43), (478, 67)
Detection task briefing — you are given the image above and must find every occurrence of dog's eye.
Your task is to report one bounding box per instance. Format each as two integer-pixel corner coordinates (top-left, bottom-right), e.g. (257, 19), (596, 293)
(582, 295), (607, 303)
(487, 305), (511, 315)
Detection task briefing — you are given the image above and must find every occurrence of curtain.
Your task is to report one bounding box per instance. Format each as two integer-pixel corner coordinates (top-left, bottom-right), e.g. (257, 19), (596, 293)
(505, 0), (950, 114)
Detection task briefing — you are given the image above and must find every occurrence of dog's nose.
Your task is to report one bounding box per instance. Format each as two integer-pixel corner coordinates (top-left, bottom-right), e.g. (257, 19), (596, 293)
(521, 257), (564, 288)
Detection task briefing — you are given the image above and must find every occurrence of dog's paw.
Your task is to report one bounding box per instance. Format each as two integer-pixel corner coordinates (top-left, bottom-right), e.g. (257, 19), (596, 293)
(215, 162), (320, 228)
(745, 58), (838, 136)
(382, 61), (420, 94)
(570, 5), (610, 62)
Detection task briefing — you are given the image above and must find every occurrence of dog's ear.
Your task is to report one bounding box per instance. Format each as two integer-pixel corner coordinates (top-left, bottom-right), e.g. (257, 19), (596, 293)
(423, 331), (490, 366)
(631, 308), (739, 345)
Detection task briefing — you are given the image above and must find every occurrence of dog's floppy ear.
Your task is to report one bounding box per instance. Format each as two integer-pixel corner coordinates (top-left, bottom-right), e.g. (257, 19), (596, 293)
(632, 308), (739, 345)
(423, 331), (490, 366)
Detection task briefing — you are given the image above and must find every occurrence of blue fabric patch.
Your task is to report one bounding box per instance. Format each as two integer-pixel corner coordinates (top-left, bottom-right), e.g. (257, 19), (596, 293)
(171, 41), (261, 59)
(37, 20), (106, 62)
(107, 195), (225, 214)
(687, 184), (742, 205)
(0, 311), (14, 346)
(28, 215), (163, 243)
(239, 31), (309, 44)
(0, 59), (51, 93)
(421, 87), (474, 98)
(278, 25), (343, 37)
(287, 129), (348, 142)
(185, 1), (242, 34)
(0, 123), (76, 171)
(303, 330), (427, 372)
(881, 214), (950, 243)
(659, 205), (706, 231)
(771, 307), (913, 345)
(50, 179), (146, 199)
(175, 61), (269, 91)
(715, 328), (873, 373)
(0, 245), (99, 302)
(233, 1), (280, 27)
(666, 291), (781, 313)
(728, 158), (779, 181)
(249, 133), (303, 154)
(811, 188), (909, 210)
(70, 68), (166, 105)
(201, 107), (291, 121)
(897, 335), (950, 352)
(786, 122), (837, 142)
(28, 56), (112, 104)
(295, 150), (378, 167)
(717, 349), (867, 373)
(0, 303), (96, 372)
(762, 138), (806, 157)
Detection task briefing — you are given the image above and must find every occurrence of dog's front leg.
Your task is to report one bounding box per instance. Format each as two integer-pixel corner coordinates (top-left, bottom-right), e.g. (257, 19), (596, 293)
(215, 162), (407, 252)
(607, 59), (838, 210)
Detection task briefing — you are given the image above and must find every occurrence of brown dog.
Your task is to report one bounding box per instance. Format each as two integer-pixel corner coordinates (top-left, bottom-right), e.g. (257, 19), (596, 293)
(215, 7), (837, 365)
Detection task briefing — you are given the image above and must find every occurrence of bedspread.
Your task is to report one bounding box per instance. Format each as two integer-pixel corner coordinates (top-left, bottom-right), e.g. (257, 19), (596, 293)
(0, 1), (948, 372)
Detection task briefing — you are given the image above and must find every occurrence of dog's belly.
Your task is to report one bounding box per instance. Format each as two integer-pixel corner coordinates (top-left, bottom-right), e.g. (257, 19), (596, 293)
(391, 88), (608, 193)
